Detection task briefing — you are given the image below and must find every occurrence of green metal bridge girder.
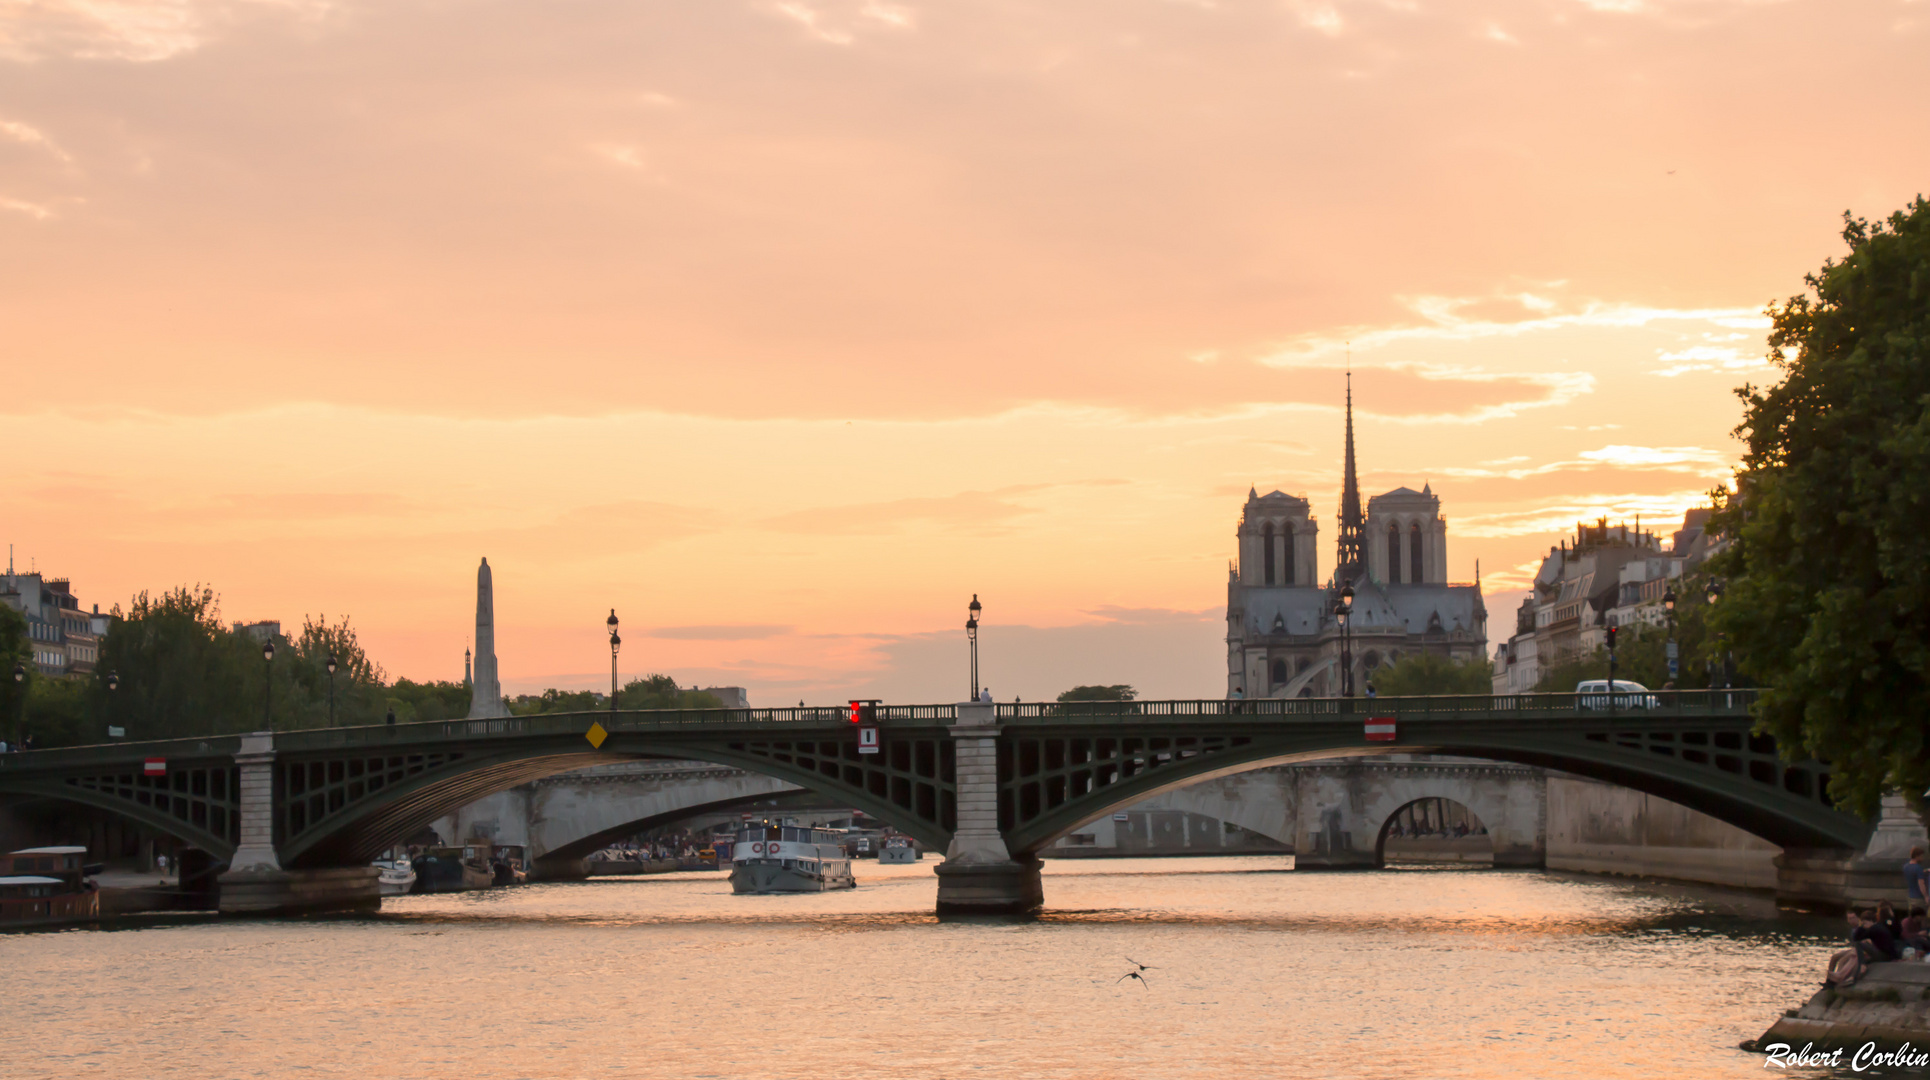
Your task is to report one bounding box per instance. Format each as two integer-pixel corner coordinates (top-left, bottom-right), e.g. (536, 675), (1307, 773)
(0, 691), (1871, 867)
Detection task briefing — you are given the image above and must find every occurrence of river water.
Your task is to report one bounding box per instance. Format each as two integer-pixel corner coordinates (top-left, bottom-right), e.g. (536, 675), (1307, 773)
(6, 858), (1868, 1079)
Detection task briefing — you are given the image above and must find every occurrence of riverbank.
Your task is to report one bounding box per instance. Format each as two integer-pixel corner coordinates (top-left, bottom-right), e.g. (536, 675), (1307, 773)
(1753, 961), (1930, 1063)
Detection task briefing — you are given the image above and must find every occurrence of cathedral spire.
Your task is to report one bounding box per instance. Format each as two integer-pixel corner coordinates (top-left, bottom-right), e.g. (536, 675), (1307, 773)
(1335, 366), (1365, 580)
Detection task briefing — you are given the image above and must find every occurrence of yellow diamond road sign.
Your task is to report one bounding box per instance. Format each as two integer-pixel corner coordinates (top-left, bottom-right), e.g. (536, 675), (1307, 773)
(585, 722), (609, 749)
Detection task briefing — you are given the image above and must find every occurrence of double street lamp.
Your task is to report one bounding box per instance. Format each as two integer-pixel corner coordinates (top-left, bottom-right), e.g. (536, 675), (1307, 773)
(607, 609), (621, 717)
(1333, 583), (1356, 698)
(966, 595), (982, 703)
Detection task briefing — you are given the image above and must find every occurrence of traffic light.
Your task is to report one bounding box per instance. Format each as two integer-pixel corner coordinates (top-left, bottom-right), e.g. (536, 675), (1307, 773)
(847, 700), (878, 724)
(1605, 625), (1618, 652)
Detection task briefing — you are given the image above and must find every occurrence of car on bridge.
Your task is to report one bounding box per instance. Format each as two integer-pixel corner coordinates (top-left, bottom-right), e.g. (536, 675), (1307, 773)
(1574, 679), (1659, 710)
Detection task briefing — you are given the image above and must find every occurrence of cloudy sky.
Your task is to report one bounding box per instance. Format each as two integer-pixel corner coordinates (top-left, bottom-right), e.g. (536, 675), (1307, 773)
(3, 0), (1924, 703)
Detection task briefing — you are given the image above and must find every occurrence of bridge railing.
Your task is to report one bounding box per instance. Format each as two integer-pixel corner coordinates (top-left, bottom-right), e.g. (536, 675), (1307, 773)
(995, 689), (1756, 722)
(269, 702), (966, 751)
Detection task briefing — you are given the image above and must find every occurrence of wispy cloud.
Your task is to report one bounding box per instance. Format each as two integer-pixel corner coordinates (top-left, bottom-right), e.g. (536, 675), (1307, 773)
(0, 194), (53, 219)
(1651, 344), (1772, 377)
(1436, 444), (1728, 481)
(0, 0), (329, 63)
(763, 486), (1048, 535)
(0, 118), (72, 162)
(1454, 490), (1719, 538)
(645, 624), (792, 641)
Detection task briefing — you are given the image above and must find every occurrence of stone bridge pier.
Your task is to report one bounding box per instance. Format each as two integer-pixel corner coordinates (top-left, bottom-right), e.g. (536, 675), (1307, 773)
(217, 733), (382, 915)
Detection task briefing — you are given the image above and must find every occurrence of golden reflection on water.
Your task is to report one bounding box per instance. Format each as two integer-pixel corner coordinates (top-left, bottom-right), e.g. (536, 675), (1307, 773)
(6, 857), (1854, 1080)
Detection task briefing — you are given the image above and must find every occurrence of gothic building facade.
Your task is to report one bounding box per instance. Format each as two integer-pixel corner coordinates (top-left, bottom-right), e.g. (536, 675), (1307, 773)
(1224, 379), (1487, 697)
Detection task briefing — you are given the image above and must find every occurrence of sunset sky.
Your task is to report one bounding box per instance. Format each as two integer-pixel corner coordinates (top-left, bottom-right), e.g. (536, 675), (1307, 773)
(3, 0), (1925, 703)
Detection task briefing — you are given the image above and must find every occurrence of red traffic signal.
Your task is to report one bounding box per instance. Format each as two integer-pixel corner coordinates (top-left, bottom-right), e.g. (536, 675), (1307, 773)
(1605, 625), (1618, 651)
(847, 700), (879, 724)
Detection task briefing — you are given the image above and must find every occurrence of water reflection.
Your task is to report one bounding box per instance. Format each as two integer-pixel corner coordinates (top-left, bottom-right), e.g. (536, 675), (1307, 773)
(3, 858), (1868, 1079)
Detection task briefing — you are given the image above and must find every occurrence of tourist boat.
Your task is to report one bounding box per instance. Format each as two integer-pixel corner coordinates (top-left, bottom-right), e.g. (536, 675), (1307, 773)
(0, 846), (100, 927)
(729, 824), (856, 893)
(411, 846), (494, 893)
(372, 858), (418, 896)
(878, 835), (921, 863)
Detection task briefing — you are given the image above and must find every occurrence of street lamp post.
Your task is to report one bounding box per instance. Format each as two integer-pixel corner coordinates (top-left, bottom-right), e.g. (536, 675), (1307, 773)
(326, 654), (338, 726)
(1606, 622), (1620, 717)
(102, 669), (120, 738)
(262, 639), (276, 731)
(1334, 583), (1355, 698)
(11, 663), (23, 750)
(1662, 586), (1678, 686)
(1706, 579), (1729, 690)
(966, 595), (982, 702)
(607, 609), (621, 718)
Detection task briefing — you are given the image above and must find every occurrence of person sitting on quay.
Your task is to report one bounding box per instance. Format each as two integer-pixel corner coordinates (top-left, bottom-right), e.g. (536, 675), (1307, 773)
(1899, 905), (1930, 954)
(1850, 908), (1902, 967)
(1905, 846), (1928, 910)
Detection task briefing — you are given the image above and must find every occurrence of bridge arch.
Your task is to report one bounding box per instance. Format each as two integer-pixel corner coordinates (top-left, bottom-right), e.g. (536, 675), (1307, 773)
(274, 728), (957, 869)
(993, 712), (1863, 859)
(1370, 795), (1495, 868)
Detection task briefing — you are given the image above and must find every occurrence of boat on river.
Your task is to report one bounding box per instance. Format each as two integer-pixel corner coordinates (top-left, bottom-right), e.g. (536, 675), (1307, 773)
(0, 846), (100, 927)
(373, 858), (418, 896)
(877, 835), (922, 863)
(728, 825), (855, 894)
(411, 846), (493, 893)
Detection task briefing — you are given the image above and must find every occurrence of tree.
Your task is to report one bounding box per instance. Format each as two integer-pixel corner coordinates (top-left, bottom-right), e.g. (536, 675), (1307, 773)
(616, 675), (721, 711)
(1057, 684), (1137, 702)
(1710, 197), (1930, 817)
(98, 586), (259, 739)
(387, 679), (472, 722)
(1373, 653), (1492, 696)
(0, 603), (27, 744)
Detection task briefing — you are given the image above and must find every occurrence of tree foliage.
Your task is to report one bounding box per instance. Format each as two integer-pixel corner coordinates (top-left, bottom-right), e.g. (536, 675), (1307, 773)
(1057, 684), (1137, 702)
(1711, 197), (1930, 817)
(1372, 653), (1493, 696)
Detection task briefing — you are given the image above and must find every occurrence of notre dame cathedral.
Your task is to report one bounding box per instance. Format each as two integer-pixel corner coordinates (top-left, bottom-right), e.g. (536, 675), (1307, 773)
(1225, 378), (1488, 697)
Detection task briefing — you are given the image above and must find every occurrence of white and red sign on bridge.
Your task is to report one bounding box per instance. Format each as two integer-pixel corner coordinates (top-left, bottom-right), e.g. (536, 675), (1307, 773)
(1363, 718), (1396, 742)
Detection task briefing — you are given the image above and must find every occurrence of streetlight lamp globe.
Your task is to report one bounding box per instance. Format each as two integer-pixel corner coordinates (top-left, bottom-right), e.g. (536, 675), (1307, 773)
(12, 663), (22, 684)
(262, 640), (276, 663)
(326, 654), (338, 676)
(1662, 587), (1676, 613)
(106, 671), (119, 692)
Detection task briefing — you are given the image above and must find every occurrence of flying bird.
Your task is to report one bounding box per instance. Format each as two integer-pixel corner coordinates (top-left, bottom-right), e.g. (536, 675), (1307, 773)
(1117, 970), (1150, 987)
(1125, 957), (1156, 971)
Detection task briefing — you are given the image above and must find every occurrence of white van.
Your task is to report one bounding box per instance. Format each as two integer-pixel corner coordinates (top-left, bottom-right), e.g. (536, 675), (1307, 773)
(1575, 679), (1658, 710)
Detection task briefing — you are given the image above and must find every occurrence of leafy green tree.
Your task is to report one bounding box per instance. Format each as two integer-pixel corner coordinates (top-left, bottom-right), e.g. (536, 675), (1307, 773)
(1710, 197), (1930, 817)
(99, 586), (259, 739)
(387, 679), (471, 722)
(0, 603), (28, 744)
(1372, 653), (1492, 696)
(617, 675), (721, 711)
(23, 677), (92, 747)
(1057, 684), (1137, 702)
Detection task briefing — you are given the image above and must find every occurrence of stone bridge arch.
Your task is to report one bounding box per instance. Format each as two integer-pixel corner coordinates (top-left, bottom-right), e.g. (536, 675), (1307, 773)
(1331, 761), (1542, 868)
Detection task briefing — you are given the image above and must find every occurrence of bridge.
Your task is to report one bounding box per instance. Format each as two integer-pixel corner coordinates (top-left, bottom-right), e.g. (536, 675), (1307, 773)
(0, 690), (1871, 914)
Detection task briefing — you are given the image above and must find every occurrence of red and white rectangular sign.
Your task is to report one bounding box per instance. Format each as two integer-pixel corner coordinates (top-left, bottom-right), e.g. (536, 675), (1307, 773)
(858, 726), (880, 754)
(1364, 718), (1396, 742)
(144, 758), (166, 776)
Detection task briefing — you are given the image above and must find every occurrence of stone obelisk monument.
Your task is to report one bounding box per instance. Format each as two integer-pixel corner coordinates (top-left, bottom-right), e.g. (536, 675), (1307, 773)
(466, 557), (510, 719)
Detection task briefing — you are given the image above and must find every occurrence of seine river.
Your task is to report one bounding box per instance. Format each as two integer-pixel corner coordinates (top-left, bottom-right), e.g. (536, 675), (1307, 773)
(6, 858), (1864, 1079)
